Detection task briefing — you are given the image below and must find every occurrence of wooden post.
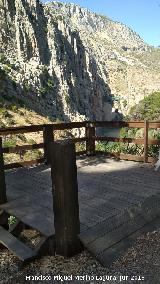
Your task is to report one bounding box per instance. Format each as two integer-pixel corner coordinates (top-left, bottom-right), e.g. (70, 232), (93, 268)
(43, 124), (54, 165)
(85, 122), (95, 156)
(144, 120), (149, 163)
(0, 137), (7, 204)
(50, 140), (82, 257)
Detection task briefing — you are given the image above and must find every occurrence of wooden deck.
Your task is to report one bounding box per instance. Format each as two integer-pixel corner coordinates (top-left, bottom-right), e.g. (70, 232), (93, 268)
(1, 156), (160, 266)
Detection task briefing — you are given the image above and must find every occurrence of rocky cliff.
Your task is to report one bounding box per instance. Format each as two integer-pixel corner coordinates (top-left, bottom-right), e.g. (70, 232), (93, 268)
(0, 0), (160, 122)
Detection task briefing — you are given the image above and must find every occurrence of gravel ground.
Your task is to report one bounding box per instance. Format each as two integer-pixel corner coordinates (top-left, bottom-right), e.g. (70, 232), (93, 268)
(0, 229), (160, 284)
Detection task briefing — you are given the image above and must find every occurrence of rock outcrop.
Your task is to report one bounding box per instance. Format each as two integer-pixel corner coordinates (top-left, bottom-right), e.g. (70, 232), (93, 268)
(0, 0), (160, 121)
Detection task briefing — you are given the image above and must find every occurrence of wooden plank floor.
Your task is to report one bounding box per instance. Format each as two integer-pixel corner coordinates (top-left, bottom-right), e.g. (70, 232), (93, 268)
(1, 155), (160, 265)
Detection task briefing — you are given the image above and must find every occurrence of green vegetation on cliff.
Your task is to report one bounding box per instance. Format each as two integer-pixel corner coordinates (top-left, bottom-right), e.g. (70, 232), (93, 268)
(129, 92), (160, 121)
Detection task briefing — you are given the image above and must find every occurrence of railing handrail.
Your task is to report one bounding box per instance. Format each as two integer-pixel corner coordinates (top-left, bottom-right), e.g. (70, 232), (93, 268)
(1, 120), (160, 135)
(0, 121), (88, 135)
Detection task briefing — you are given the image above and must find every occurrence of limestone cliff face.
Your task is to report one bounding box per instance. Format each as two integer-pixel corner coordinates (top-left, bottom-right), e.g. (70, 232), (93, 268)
(0, 0), (160, 121)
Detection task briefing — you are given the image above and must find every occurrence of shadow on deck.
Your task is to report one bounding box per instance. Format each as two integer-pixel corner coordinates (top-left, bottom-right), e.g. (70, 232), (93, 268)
(1, 156), (160, 266)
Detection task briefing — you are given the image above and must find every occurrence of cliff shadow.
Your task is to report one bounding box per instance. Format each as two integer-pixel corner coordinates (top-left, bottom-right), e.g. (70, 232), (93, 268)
(21, 0), (51, 65)
(53, 23), (113, 121)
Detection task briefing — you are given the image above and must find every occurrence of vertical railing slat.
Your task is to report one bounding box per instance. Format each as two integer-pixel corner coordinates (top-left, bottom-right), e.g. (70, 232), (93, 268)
(144, 120), (149, 163)
(0, 137), (7, 204)
(85, 122), (95, 156)
(43, 124), (54, 165)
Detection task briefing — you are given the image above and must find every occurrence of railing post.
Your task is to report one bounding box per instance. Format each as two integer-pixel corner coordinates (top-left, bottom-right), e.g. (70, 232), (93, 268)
(50, 140), (82, 257)
(43, 124), (54, 165)
(144, 120), (149, 163)
(85, 122), (95, 156)
(0, 137), (7, 204)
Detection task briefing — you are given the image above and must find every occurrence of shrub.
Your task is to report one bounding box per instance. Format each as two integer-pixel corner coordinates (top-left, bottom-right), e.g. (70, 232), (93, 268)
(47, 79), (55, 89)
(3, 137), (17, 148)
(0, 53), (7, 64)
(23, 149), (43, 160)
(23, 82), (30, 93)
(8, 216), (17, 225)
(3, 64), (11, 73)
(129, 91), (160, 120)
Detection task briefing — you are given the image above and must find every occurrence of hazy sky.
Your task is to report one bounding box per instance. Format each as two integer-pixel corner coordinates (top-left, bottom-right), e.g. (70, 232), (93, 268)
(42, 0), (160, 47)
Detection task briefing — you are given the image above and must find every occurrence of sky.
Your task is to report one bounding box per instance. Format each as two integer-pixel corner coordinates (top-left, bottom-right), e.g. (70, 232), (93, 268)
(42, 0), (160, 47)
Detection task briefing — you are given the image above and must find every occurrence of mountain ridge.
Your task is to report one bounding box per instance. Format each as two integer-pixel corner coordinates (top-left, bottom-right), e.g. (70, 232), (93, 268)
(0, 0), (160, 123)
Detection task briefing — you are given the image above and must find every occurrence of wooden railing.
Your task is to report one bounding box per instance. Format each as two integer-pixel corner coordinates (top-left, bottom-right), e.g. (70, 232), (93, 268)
(93, 120), (160, 163)
(0, 120), (160, 170)
(0, 122), (87, 170)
